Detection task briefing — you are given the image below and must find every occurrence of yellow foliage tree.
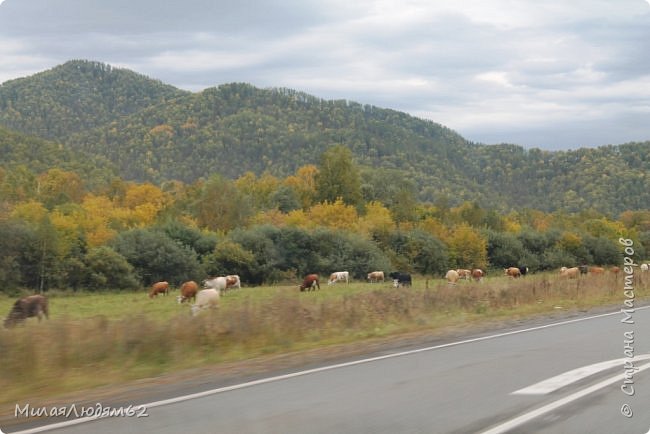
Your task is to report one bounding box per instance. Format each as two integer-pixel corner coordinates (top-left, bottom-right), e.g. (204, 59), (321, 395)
(418, 216), (449, 242)
(358, 201), (395, 236)
(308, 198), (358, 230)
(79, 194), (117, 247)
(283, 164), (318, 209)
(447, 223), (488, 269)
(10, 200), (48, 224)
(37, 168), (85, 207)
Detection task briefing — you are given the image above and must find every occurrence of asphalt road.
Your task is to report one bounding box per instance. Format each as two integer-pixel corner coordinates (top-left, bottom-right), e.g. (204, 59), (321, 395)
(6, 306), (650, 434)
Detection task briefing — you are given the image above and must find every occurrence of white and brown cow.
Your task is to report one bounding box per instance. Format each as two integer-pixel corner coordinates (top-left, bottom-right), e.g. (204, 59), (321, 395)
(504, 267), (521, 278)
(300, 274), (320, 292)
(327, 271), (349, 285)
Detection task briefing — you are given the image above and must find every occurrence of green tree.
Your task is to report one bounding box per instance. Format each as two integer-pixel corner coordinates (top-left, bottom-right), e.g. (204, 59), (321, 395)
(83, 246), (140, 290)
(110, 228), (202, 285)
(314, 145), (362, 207)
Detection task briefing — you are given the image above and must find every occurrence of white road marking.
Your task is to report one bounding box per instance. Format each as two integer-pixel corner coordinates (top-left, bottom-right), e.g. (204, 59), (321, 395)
(481, 362), (650, 434)
(514, 354), (650, 395)
(5, 307), (649, 434)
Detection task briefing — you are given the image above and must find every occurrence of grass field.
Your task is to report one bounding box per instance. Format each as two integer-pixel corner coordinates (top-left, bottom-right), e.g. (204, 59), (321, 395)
(1, 270), (648, 405)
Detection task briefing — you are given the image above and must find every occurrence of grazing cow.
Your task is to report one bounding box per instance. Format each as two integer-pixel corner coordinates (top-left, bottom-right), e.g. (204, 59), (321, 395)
(589, 266), (605, 274)
(560, 267), (580, 279)
(518, 266), (529, 277)
(446, 270), (460, 285)
(471, 268), (485, 282)
(300, 274), (320, 292)
(641, 264), (649, 272)
(177, 280), (199, 304)
(388, 272), (412, 287)
(367, 271), (385, 283)
(456, 269), (472, 280)
(504, 267), (521, 278)
(203, 276), (227, 293)
(190, 289), (220, 316)
(225, 275), (241, 290)
(4, 295), (49, 328)
(149, 281), (169, 298)
(328, 271), (349, 285)
(610, 266), (621, 276)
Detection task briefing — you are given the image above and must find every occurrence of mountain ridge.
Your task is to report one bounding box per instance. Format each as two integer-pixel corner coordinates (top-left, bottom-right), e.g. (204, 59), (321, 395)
(0, 60), (648, 215)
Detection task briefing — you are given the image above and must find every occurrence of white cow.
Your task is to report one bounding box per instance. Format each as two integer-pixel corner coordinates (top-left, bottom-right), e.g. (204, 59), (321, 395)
(203, 276), (227, 292)
(328, 271), (349, 285)
(641, 263), (649, 272)
(191, 289), (220, 316)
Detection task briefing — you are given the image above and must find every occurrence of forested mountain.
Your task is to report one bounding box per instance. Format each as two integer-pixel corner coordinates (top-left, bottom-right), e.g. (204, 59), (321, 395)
(0, 60), (648, 215)
(0, 60), (189, 140)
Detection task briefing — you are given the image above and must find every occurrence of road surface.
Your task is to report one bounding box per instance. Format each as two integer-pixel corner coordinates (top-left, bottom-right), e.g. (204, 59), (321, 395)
(5, 306), (650, 433)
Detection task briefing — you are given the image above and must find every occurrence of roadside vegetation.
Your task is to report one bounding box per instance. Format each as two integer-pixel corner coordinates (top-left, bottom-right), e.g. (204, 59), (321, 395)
(1, 271), (648, 405)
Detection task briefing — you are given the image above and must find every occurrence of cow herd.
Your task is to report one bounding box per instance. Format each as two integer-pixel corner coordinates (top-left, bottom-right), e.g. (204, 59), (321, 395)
(4, 262), (649, 327)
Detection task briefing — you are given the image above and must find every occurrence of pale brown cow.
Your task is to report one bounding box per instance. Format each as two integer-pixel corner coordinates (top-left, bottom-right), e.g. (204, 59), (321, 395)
(445, 270), (460, 285)
(149, 281), (170, 298)
(589, 266), (605, 274)
(560, 267), (580, 279)
(367, 271), (385, 283)
(4, 295), (49, 328)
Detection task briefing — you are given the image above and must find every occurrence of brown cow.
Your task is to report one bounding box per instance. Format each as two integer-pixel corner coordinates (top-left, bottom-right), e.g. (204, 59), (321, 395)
(589, 266), (605, 274)
(4, 295), (49, 328)
(300, 274), (320, 292)
(456, 269), (472, 280)
(177, 280), (199, 304)
(367, 271), (385, 283)
(149, 281), (170, 298)
(504, 267), (521, 278)
(471, 268), (485, 282)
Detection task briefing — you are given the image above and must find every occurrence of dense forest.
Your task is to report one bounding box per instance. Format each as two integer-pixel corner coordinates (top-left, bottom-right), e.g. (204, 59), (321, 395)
(0, 60), (648, 292)
(0, 60), (648, 215)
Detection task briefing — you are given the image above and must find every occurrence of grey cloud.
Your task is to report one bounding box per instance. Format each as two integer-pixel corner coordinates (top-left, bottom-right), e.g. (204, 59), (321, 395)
(0, 0), (648, 149)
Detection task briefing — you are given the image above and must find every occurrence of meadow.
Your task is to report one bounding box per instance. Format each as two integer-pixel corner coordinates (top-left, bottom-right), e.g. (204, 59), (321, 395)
(1, 270), (648, 407)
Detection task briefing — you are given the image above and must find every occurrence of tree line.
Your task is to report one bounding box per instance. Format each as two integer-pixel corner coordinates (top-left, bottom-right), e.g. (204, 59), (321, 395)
(1, 145), (647, 293)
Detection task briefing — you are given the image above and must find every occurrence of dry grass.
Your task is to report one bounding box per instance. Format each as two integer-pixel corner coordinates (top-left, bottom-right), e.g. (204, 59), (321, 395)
(1, 270), (647, 405)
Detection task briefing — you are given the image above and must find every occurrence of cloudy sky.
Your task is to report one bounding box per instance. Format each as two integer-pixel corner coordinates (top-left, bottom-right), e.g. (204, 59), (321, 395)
(0, 0), (649, 150)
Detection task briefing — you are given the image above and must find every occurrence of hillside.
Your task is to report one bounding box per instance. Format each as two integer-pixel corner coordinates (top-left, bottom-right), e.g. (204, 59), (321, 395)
(0, 60), (189, 141)
(0, 60), (648, 215)
(0, 126), (117, 188)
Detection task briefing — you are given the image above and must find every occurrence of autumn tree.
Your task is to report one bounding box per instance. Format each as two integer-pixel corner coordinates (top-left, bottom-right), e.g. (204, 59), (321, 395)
(37, 168), (85, 208)
(191, 175), (253, 232)
(447, 224), (488, 269)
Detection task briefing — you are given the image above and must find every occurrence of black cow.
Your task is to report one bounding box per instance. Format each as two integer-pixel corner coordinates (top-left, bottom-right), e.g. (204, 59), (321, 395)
(388, 272), (412, 287)
(518, 266), (529, 277)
